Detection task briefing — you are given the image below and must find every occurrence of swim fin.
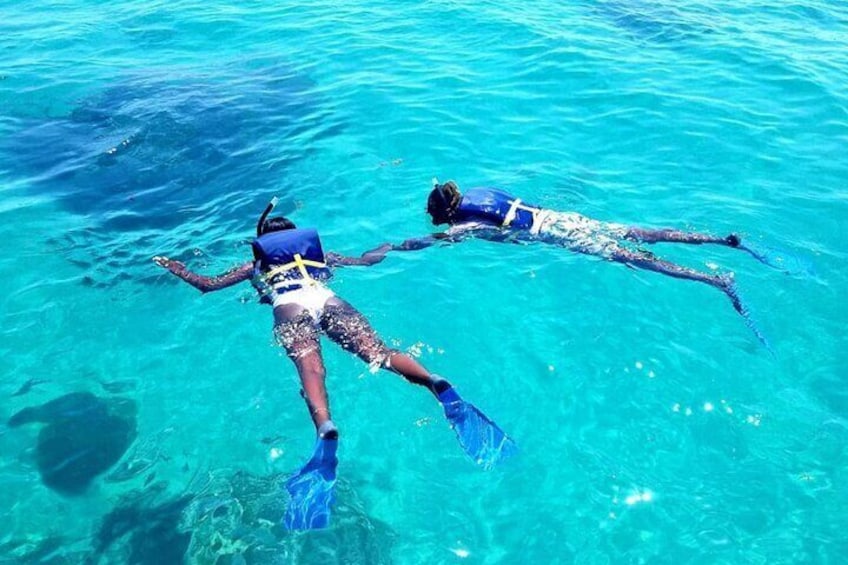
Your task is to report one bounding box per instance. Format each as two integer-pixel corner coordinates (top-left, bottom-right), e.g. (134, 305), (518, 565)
(283, 423), (339, 530)
(434, 380), (517, 469)
(722, 280), (773, 354)
(740, 242), (815, 277)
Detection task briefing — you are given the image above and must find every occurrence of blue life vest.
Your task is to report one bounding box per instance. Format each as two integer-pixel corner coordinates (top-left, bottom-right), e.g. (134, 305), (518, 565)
(454, 187), (541, 230)
(251, 228), (331, 301)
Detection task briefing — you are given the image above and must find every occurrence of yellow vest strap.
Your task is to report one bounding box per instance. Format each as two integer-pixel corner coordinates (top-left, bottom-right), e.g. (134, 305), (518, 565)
(263, 254), (327, 283)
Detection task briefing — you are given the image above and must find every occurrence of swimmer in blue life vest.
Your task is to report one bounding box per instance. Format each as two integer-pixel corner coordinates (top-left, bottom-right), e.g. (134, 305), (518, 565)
(375, 180), (774, 345)
(153, 197), (515, 531)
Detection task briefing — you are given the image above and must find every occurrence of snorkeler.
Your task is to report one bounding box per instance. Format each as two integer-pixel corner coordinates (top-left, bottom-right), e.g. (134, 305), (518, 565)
(153, 198), (515, 530)
(377, 180), (772, 344)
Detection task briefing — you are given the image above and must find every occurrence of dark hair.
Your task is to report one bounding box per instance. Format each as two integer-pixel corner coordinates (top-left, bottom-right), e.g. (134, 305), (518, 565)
(426, 181), (461, 225)
(259, 216), (297, 234)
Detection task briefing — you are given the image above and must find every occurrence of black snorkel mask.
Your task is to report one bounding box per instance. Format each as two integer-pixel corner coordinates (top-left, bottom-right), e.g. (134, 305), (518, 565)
(256, 196), (279, 236)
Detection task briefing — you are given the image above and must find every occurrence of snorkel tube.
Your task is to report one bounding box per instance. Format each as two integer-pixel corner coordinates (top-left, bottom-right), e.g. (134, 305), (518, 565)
(256, 197), (279, 236)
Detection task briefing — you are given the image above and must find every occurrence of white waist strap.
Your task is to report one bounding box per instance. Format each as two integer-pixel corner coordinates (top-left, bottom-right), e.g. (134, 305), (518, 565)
(530, 209), (553, 235)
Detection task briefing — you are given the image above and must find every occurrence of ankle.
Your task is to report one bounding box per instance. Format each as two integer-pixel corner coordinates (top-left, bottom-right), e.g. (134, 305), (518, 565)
(428, 375), (452, 395)
(317, 420), (338, 440)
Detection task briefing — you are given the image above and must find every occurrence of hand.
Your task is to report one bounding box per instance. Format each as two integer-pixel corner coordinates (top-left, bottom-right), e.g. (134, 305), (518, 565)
(152, 256), (185, 273)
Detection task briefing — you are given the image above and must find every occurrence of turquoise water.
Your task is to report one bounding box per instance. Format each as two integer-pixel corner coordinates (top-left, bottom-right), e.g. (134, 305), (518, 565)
(2, 0), (847, 562)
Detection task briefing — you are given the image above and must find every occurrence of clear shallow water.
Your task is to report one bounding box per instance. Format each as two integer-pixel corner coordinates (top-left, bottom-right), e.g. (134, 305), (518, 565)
(1, 0), (847, 563)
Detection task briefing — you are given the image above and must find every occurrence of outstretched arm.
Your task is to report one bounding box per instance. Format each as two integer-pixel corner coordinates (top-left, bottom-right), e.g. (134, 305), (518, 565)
(153, 257), (253, 293)
(327, 225), (491, 267)
(325, 244), (395, 267)
(392, 233), (448, 250)
(325, 233), (455, 267)
(391, 226), (496, 251)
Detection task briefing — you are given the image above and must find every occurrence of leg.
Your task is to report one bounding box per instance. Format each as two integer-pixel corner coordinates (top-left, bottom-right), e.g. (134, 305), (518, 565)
(273, 304), (335, 435)
(610, 247), (731, 292)
(608, 247), (759, 327)
(610, 247), (771, 349)
(320, 297), (516, 468)
(627, 227), (805, 275)
(319, 297), (443, 395)
(275, 305), (340, 530)
(623, 226), (739, 247)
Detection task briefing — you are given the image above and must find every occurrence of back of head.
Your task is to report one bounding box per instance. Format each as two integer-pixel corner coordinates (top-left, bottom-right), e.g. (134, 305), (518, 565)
(427, 181), (461, 225)
(259, 216), (297, 235)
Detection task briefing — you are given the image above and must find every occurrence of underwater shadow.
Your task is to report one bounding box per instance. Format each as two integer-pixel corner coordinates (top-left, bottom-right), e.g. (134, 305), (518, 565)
(80, 468), (396, 564)
(86, 480), (192, 565)
(1, 61), (348, 279)
(184, 469), (397, 564)
(8, 391), (138, 496)
(594, 0), (715, 43)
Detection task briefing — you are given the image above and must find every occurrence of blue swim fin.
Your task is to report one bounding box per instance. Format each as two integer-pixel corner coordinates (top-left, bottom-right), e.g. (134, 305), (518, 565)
(722, 279), (773, 353)
(739, 241), (815, 278)
(435, 381), (517, 469)
(283, 424), (338, 530)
